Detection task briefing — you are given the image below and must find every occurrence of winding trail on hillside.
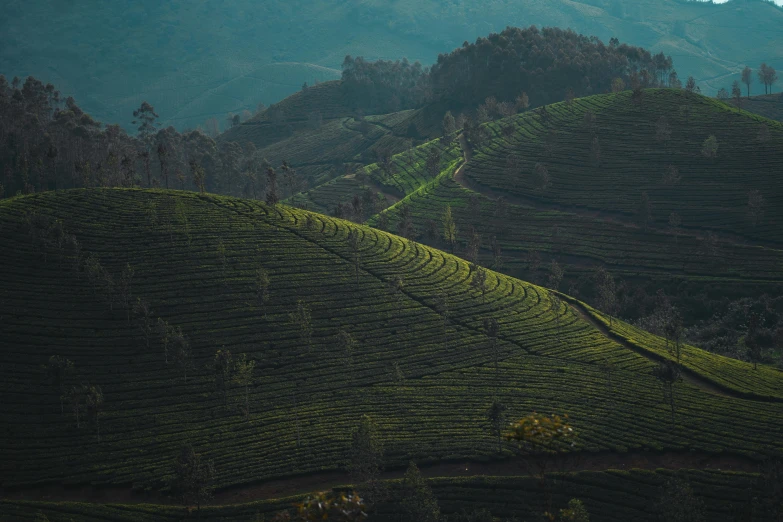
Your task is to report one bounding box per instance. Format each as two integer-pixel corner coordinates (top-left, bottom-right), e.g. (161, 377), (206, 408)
(453, 136), (783, 252)
(0, 450), (760, 507)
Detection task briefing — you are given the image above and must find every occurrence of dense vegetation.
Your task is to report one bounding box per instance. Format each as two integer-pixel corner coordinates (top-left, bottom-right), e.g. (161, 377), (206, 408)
(2, 190), (781, 499)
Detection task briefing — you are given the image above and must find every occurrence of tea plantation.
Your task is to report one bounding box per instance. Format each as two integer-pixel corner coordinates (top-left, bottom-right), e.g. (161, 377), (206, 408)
(1, 189), (782, 501)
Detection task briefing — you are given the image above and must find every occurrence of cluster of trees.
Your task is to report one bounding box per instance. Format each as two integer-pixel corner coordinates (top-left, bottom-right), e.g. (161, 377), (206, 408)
(341, 56), (431, 113)
(340, 28), (675, 118)
(716, 63), (778, 103)
(0, 76), (307, 200)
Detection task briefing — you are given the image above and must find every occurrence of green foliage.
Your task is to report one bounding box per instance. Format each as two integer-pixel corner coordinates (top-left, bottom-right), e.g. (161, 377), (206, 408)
(400, 462), (441, 522)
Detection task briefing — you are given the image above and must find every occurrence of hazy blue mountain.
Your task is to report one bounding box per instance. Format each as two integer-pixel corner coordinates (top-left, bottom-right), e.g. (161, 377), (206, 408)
(3, 0), (780, 131)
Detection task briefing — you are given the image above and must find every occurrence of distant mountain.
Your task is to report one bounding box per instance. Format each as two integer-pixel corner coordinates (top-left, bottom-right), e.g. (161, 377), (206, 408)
(2, 0), (781, 131)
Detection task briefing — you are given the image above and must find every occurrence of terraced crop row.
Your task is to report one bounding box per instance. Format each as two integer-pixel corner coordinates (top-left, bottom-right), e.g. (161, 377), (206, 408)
(463, 89), (783, 244)
(0, 469), (771, 521)
(1, 190), (782, 494)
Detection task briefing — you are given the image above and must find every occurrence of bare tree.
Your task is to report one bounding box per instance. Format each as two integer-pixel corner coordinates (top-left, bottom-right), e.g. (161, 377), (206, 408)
(732, 81), (743, 110)
(595, 267), (619, 326)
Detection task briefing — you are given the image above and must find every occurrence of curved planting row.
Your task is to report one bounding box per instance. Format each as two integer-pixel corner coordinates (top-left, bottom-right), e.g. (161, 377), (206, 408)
(463, 89), (783, 244)
(1, 190), (782, 494)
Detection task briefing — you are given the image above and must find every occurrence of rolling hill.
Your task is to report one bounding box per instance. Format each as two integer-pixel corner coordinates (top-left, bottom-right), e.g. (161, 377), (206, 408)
(2, 0), (781, 131)
(1, 189), (782, 521)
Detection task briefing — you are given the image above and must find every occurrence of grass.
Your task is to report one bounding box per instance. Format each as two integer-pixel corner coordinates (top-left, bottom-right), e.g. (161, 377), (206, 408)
(1, 189), (782, 496)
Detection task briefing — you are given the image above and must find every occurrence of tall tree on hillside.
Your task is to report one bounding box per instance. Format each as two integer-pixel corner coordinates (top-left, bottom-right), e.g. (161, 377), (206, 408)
(132, 101), (159, 142)
(731, 81), (743, 110)
(46, 355), (74, 415)
(442, 111), (456, 137)
(442, 206), (457, 254)
(471, 264), (489, 303)
(486, 400), (507, 454)
(701, 135), (718, 159)
(595, 267), (619, 326)
(157, 143), (169, 189)
(652, 361), (681, 424)
(685, 76), (697, 93)
(211, 348), (234, 409)
(232, 353), (255, 419)
(265, 167), (279, 206)
(426, 147), (442, 179)
(170, 444), (215, 515)
(548, 260), (564, 291)
(466, 226), (481, 265)
(399, 462), (440, 522)
(397, 204), (416, 240)
(85, 384), (104, 441)
(638, 191), (653, 230)
(255, 267), (270, 317)
(347, 228), (361, 284)
(348, 415), (386, 509)
(289, 300), (313, 352)
(742, 66), (753, 98)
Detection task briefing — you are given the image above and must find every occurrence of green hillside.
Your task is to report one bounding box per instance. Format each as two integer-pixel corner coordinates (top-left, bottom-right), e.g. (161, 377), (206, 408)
(3, 0), (781, 131)
(364, 89), (783, 325)
(744, 93), (783, 122)
(1, 189), (782, 499)
(0, 468), (775, 521)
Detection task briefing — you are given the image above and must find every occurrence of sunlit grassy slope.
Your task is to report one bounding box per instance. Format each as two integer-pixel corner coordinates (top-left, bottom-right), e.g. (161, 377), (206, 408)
(0, 189), (781, 494)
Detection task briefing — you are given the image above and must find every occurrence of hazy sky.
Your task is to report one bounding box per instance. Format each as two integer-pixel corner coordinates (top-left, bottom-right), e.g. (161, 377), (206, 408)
(713, 0), (783, 4)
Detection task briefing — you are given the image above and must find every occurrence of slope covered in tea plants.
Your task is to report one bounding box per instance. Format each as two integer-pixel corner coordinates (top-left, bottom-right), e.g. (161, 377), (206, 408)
(1, 189), (782, 496)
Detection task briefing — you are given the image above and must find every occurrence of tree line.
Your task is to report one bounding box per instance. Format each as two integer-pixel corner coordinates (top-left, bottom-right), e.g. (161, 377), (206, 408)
(0, 76), (306, 201)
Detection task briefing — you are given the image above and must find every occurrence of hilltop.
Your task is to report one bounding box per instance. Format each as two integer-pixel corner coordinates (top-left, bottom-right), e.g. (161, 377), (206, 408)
(3, 0), (781, 130)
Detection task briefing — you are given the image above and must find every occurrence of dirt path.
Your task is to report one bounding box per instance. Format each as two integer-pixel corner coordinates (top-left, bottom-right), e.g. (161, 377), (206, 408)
(1, 450), (759, 507)
(453, 136), (782, 251)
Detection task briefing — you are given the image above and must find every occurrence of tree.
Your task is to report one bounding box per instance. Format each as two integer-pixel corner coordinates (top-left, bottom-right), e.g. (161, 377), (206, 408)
(664, 311), (684, 363)
(611, 77), (625, 93)
(232, 353), (256, 419)
(289, 300), (313, 352)
(132, 101), (159, 141)
(483, 316), (500, 380)
(46, 355), (74, 415)
(442, 206), (457, 253)
(470, 265), (489, 303)
(170, 443), (215, 515)
(117, 263), (134, 324)
(157, 142), (169, 189)
(211, 348), (234, 409)
(652, 361), (681, 424)
(490, 235), (503, 270)
(65, 383), (87, 428)
(533, 163), (550, 190)
(685, 76), (697, 93)
(397, 204), (416, 240)
(656, 476), (705, 522)
(662, 165), (680, 186)
(655, 116), (671, 144)
(595, 267), (618, 326)
(747, 189), (764, 228)
(337, 329), (357, 368)
(638, 191), (653, 230)
(701, 135), (718, 159)
(486, 400), (507, 454)
(190, 160), (206, 194)
(548, 260), (564, 291)
(466, 226), (481, 265)
(716, 88), (729, 101)
(265, 167), (279, 206)
(348, 415), (385, 508)
(255, 267), (270, 316)
(742, 66), (753, 98)
(133, 298), (154, 348)
(426, 147), (442, 179)
(347, 228), (361, 284)
(732, 81), (743, 110)
(399, 462), (440, 522)
(745, 311), (762, 371)
(442, 111), (456, 137)
(157, 318), (173, 364)
(171, 327), (193, 381)
(558, 499), (590, 522)
(516, 92), (530, 112)
(85, 384), (104, 441)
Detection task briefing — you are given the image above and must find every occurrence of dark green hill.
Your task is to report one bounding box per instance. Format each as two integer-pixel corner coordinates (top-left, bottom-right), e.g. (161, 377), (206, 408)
(3, 0), (781, 130)
(1, 189), (781, 496)
(744, 93), (783, 122)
